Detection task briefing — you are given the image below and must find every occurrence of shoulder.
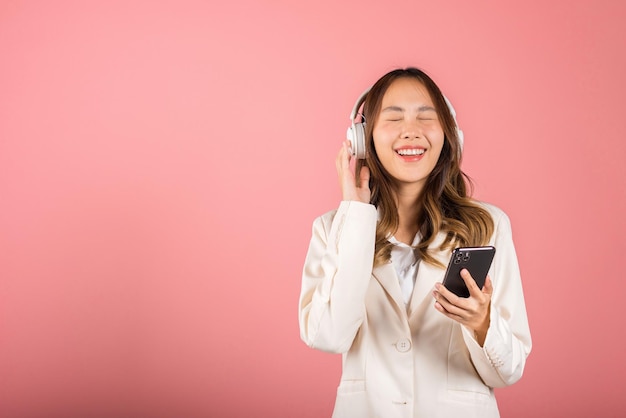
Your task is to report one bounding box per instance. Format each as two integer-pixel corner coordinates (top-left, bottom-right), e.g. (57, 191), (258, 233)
(474, 201), (509, 224)
(473, 200), (515, 241)
(310, 202), (377, 242)
(314, 201), (377, 226)
(313, 208), (338, 233)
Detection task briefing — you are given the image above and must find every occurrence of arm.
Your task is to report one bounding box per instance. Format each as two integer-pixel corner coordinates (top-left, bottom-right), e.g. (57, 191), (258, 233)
(298, 201), (377, 353)
(433, 208), (532, 387)
(299, 140), (375, 353)
(463, 209), (532, 387)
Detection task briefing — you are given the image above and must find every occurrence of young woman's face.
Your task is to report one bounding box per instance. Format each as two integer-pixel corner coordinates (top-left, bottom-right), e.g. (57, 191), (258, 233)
(372, 77), (445, 192)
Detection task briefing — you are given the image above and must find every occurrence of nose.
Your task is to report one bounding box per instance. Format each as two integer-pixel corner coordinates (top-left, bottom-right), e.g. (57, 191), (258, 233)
(401, 120), (422, 140)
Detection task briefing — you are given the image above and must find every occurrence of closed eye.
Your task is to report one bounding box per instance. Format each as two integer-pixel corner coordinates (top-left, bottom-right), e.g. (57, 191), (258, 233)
(418, 109), (437, 119)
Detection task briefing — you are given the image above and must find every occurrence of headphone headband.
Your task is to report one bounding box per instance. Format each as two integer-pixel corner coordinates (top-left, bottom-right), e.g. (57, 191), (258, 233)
(350, 88), (371, 122)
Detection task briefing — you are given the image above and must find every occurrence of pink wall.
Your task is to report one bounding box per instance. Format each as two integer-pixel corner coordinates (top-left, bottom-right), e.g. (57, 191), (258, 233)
(1, 0), (624, 417)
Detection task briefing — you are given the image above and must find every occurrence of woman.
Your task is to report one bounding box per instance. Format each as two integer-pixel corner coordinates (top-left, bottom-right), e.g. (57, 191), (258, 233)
(298, 67), (531, 417)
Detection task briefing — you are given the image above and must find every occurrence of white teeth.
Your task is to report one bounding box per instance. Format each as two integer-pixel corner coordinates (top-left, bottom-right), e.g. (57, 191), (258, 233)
(396, 149), (425, 156)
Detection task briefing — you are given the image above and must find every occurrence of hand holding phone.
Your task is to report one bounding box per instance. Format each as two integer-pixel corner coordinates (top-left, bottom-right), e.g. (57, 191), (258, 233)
(442, 246), (495, 298)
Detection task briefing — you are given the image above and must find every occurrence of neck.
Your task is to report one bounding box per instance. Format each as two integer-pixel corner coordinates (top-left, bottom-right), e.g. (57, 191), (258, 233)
(393, 184), (423, 244)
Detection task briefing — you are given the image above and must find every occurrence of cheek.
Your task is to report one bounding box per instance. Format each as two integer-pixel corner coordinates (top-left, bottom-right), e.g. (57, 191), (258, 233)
(432, 139), (447, 163)
(372, 128), (395, 150)
(427, 130), (445, 151)
(371, 131), (384, 154)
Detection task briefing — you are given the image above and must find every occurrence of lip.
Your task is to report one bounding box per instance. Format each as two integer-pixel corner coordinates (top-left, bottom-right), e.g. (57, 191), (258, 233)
(394, 146), (426, 162)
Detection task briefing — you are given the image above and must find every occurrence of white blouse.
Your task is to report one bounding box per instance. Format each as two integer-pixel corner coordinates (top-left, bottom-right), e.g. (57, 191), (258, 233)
(388, 233), (421, 305)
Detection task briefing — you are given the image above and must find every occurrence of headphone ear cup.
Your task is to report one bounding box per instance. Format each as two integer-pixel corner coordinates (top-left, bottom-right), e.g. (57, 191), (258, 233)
(348, 88), (371, 160)
(443, 95), (463, 156)
(347, 122), (366, 159)
(456, 128), (464, 152)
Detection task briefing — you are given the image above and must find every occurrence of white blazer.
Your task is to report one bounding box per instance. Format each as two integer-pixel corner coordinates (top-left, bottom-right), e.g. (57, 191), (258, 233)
(299, 201), (531, 418)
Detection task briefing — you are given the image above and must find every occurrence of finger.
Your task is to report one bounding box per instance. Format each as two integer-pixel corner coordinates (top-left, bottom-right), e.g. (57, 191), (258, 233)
(434, 297), (469, 324)
(335, 142), (344, 166)
(336, 141), (351, 171)
(460, 269), (482, 297)
(346, 139), (354, 157)
(345, 141), (355, 167)
(341, 140), (350, 159)
(435, 282), (462, 306)
(433, 287), (466, 317)
(434, 301), (466, 322)
(358, 165), (370, 190)
(482, 275), (493, 296)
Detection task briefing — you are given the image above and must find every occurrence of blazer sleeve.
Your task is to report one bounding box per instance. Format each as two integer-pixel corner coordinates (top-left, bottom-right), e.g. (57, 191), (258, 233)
(462, 207), (532, 387)
(298, 201), (377, 353)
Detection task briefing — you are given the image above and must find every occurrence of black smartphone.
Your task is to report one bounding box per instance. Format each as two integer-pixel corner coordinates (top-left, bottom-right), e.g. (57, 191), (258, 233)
(442, 246), (496, 298)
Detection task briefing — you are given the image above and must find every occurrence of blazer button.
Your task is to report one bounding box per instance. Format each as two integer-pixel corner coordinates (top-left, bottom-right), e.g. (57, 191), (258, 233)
(395, 338), (411, 353)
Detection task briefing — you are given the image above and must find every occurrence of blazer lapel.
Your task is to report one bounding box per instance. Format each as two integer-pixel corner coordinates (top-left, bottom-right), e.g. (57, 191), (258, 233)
(372, 262), (406, 314)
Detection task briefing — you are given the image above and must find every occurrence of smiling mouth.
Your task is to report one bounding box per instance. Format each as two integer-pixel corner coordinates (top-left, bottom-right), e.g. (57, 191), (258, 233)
(396, 149), (425, 156)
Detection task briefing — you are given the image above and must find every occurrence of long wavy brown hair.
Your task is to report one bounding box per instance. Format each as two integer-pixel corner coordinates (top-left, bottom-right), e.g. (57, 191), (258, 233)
(356, 67), (494, 268)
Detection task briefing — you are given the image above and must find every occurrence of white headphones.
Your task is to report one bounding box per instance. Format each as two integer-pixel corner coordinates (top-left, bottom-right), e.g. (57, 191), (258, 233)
(347, 87), (464, 159)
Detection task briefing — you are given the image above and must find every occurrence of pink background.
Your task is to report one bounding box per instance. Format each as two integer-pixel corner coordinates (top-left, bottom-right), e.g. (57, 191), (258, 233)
(1, 1), (625, 417)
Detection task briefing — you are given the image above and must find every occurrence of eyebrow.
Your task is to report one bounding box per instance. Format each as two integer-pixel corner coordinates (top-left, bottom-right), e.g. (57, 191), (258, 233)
(381, 105), (437, 113)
